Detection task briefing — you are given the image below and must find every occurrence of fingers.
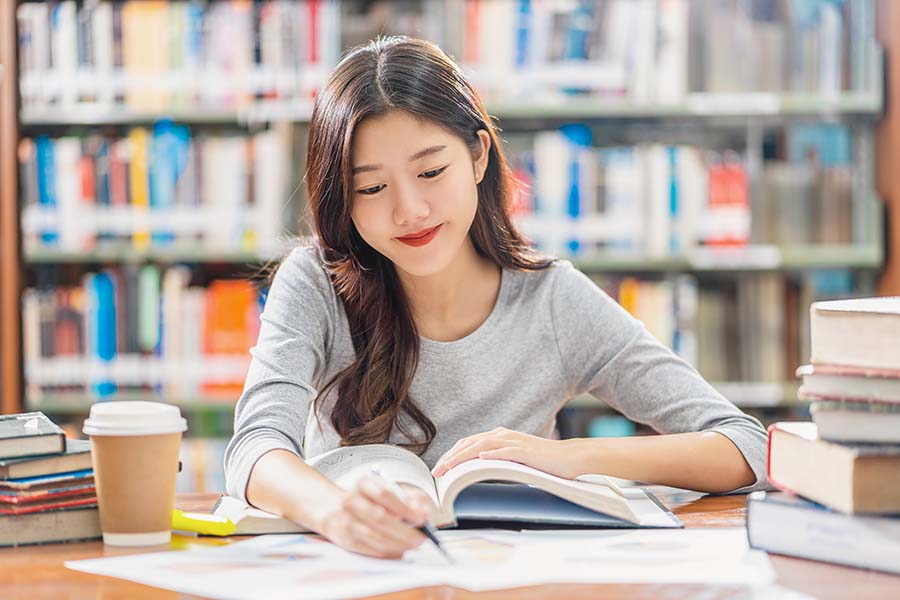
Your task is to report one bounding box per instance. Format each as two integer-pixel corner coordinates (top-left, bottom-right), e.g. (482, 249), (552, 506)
(402, 486), (438, 523)
(346, 519), (412, 559)
(434, 427), (504, 466)
(358, 476), (429, 525)
(432, 438), (499, 476)
(344, 493), (426, 550)
(478, 446), (523, 462)
(432, 427), (518, 476)
(336, 488), (426, 558)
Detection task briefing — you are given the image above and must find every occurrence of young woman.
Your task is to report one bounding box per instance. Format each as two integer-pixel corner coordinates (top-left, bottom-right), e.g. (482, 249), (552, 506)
(224, 36), (768, 559)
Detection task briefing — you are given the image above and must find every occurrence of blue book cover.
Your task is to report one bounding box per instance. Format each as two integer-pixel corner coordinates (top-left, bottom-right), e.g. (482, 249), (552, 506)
(562, 1), (591, 60)
(668, 146), (679, 255)
(453, 483), (682, 530)
(788, 123), (851, 167)
(94, 139), (113, 242)
(515, 0), (531, 68)
(561, 0), (593, 95)
(88, 272), (117, 398)
(149, 120), (191, 244)
(747, 490), (900, 575)
(185, 1), (205, 67)
(35, 136), (58, 244)
(0, 469), (94, 488)
(560, 124), (592, 256)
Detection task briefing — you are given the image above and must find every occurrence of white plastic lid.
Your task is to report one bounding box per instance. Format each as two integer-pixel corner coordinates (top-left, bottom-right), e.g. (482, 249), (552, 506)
(83, 401), (187, 436)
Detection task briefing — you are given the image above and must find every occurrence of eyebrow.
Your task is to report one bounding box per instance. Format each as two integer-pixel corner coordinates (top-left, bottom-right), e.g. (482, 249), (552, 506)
(351, 145), (447, 176)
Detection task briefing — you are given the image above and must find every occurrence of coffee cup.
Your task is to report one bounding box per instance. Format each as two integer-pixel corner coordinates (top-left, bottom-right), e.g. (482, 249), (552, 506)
(83, 401), (187, 546)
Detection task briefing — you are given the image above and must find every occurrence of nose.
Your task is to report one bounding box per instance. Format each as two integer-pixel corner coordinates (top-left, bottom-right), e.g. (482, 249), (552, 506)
(392, 179), (431, 226)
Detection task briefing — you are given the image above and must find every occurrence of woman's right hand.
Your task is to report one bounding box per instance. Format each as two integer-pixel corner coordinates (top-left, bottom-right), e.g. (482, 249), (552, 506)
(317, 475), (433, 559)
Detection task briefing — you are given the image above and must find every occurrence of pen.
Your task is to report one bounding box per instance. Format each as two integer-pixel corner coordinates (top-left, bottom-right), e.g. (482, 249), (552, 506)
(368, 466), (455, 564)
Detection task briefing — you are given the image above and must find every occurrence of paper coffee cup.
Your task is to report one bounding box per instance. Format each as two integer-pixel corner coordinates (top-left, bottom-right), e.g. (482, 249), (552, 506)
(83, 401), (187, 547)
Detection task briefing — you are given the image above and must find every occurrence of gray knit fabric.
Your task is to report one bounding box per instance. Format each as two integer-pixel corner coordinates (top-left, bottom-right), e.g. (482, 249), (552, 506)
(224, 243), (769, 503)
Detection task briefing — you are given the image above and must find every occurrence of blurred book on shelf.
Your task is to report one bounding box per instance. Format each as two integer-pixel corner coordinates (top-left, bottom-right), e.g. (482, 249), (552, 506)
(508, 122), (856, 261)
(16, 0), (339, 112)
(454, 0), (876, 104)
(177, 437), (229, 494)
(16, 1), (881, 118)
(21, 267), (265, 402)
(18, 123), (292, 257)
(583, 270), (858, 387)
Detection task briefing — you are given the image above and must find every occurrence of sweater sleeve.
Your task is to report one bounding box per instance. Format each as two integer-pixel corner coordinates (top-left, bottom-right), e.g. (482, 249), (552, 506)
(550, 260), (770, 494)
(223, 245), (335, 504)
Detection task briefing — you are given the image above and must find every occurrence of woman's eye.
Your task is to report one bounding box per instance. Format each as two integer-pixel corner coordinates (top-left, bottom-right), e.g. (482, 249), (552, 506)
(420, 166), (448, 179)
(357, 184), (385, 195)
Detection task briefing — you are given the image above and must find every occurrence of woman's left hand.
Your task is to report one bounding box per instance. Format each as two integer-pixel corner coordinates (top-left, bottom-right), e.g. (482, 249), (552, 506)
(430, 427), (578, 479)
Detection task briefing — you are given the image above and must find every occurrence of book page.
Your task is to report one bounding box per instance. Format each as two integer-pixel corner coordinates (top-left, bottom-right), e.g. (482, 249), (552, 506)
(435, 459), (623, 501)
(305, 444), (439, 506)
(434, 458), (639, 524)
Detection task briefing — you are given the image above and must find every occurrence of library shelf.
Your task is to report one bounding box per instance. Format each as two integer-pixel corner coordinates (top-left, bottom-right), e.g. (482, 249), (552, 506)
(26, 391), (238, 415)
(24, 246), (279, 265)
(23, 243), (882, 272)
(20, 106), (254, 127)
(28, 380), (806, 416)
(567, 380), (805, 411)
(19, 92), (883, 128)
(570, 244), (882, 273)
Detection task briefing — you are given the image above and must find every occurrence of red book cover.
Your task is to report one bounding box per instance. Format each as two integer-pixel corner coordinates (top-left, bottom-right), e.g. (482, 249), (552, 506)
(109, 139), (128, 208)
(798, 363), (900, 380)
(79, 152), (97, 249)
(465, 0), (479, 64)
(308, 0), (319, 65)
(0, 495), (97, 516)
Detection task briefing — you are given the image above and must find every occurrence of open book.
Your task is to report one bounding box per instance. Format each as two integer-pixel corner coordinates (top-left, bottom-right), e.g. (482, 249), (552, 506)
(214, 444), (681, 533)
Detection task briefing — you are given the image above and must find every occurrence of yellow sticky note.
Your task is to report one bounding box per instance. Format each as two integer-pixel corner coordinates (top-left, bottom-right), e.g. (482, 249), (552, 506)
(171, 509), (236, 537)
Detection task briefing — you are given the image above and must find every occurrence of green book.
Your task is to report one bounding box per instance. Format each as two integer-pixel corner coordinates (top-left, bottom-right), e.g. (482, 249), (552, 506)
(0, 439), (91, 480)
(0, 412), (65, 461)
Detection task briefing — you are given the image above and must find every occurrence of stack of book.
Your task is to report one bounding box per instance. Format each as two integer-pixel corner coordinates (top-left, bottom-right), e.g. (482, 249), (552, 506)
(748, 297), (900, 575)
(0, 412), (100, 547)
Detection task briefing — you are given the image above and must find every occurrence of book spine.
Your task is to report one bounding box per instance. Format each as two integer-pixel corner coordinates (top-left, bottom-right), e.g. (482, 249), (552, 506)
(88, 272), (117, 398)
(128, 128), (150, 250)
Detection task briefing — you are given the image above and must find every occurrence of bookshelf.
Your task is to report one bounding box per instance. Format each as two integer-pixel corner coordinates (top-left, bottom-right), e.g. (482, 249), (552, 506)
(0, 1), (896, 491)
(18, 91), (884, 127)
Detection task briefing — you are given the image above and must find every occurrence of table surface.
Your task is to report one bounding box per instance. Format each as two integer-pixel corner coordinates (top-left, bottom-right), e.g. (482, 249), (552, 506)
(1, 489), (898, 599)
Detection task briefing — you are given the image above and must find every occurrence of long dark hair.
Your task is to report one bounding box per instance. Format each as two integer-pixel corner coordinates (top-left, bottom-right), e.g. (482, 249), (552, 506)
(305, 36), (554, 454)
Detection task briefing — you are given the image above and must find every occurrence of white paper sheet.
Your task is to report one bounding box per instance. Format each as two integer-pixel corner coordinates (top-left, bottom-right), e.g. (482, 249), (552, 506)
(65, 527), (774, 599)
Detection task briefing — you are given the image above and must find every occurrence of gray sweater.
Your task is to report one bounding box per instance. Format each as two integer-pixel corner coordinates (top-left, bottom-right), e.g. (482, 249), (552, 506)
(224, 243), (770, 503)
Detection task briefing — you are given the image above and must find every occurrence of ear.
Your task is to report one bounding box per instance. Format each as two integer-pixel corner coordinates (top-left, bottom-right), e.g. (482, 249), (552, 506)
(472, 129), (491, 185)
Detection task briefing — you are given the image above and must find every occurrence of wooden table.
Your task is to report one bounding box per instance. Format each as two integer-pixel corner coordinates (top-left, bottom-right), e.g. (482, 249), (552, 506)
(1, 489), (898, 599)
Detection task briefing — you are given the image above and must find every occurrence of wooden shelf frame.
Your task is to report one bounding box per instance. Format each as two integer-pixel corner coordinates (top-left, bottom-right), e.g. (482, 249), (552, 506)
(0, 0), (21, 415)
(877, 0), (900, 294)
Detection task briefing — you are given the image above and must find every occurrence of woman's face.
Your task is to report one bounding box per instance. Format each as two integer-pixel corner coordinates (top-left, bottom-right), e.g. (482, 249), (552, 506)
(349, 110), (490, 277)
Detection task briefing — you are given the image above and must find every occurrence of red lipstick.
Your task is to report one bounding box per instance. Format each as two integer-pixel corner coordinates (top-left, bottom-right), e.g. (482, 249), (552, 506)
(396, 224), (442, 247)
